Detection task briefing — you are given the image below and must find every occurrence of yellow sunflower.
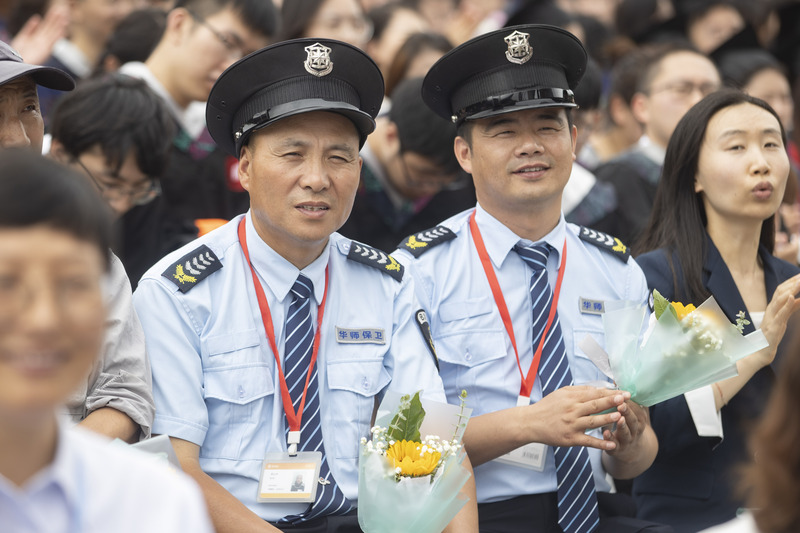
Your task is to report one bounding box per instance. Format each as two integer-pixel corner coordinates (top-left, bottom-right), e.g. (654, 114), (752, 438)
(671, 302), (697, 321)
(386, 440), (441, 477)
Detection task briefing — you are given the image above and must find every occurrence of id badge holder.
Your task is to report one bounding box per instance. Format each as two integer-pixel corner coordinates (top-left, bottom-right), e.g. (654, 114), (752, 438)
(494, 395), (547, 471)
(257, 451), (322, 503)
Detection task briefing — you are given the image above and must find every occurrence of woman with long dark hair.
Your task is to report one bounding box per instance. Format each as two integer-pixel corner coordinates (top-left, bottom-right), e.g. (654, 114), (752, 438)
(631, 89), (800, 532)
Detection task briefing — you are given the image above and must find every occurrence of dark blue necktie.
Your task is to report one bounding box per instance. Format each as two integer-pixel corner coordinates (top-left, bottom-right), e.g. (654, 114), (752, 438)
(280, 274), (351, 524)
(515, 243), (600, 533)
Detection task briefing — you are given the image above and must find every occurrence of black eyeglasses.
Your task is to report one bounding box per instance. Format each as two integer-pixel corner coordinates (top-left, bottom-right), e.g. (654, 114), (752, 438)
(188, 10), (246, 60)
(73, 157), (161, 206)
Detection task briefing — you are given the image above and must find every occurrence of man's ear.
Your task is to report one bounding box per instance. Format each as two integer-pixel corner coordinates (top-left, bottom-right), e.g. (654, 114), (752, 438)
(238, 145), (252, 192)
(630, 92), (649, 126)
(384, 121), (401, 155)
(165, 7), (192, 45)
(453, 136), (473, 175)
(48, 139), (70, 163)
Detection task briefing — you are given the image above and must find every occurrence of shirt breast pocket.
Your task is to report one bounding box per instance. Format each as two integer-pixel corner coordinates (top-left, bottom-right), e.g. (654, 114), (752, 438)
(325, 357), (390, 461)
(436, 330), (508, 411)
(571, 328), (611, 386)
(202, 330), (275, 460)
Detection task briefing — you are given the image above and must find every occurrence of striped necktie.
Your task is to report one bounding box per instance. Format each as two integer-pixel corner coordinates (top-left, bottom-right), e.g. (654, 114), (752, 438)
(279, 274), (351, 524)
(514, 243), (600, 533)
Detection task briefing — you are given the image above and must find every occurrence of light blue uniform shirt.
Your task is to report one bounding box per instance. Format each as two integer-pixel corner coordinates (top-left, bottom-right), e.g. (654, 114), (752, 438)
(133, 212), (446, 521)
(395, 204), (649, 504)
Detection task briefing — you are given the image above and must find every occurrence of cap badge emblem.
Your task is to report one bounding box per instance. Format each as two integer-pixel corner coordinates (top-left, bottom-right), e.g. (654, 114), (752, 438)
(504, 30), (532, 65)
(304, 43), (333, 77)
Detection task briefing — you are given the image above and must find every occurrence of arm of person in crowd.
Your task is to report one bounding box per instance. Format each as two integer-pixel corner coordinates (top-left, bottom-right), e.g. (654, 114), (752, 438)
(443, 454), (479, 533)
(710, 273), (800, 410)
(80, 407), (139, 442)
(601, 395), (658, 479)
(463, 387), (626, 466)
(170, 437), (284, 533)
(80, 254), (155, 442)
(10, 0), (69, 65)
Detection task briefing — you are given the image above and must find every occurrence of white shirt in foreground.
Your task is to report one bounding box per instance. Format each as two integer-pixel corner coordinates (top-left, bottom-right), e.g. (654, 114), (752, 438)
(0, 424), (213, 533)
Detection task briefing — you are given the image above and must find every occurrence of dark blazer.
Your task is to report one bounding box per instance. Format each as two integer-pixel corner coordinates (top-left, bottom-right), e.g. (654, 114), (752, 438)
(631, 236), (799, 533)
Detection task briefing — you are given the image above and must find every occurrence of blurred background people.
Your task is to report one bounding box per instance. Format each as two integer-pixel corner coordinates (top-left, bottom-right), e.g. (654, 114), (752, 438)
(278, 0), (372, 49)
(594, 42), (721, 247)
(338, 76), (475, 252)
(0, 148), (213, 533)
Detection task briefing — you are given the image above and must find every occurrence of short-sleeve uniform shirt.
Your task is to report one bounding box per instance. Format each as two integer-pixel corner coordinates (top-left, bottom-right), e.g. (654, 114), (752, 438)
(395, 204), (649, 504)
(133, 212), (446, 521)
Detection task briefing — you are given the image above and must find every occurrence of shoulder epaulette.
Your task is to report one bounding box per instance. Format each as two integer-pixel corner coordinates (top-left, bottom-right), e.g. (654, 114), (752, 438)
(578, 226), (630, 262)
(162, 244), (222, 293)
(347, 242), (404, 282)
(398, 226), (456, 258)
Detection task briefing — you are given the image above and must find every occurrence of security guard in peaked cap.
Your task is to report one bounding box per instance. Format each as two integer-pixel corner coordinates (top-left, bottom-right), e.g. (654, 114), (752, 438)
(207, 38), (384, 157)
(422, 24), (586, 125)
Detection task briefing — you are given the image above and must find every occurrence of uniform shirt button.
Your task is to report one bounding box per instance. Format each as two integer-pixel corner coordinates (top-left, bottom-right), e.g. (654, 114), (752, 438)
(465, 350), (472, 361)
(362, 377), (370, 390)
(238, 385), (245, 399)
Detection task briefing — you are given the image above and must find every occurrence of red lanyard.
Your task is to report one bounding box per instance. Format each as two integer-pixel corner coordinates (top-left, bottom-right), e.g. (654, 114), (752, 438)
(468, 210), (567, 398)
(237, 217), (328, 433)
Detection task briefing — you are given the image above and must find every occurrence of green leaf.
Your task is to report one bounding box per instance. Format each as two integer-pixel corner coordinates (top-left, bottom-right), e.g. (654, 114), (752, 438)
(386, 391), (426, 442)
(653, 289), (670, 320)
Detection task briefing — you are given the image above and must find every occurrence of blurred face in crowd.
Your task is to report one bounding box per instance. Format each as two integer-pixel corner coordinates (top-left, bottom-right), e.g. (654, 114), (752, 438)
(303, 0), (373, 49)
(0, 226), (105, 421)
(455, 107), (577, 220)
(50, 142), (157, 217)
(238, 111), (362, 267)
(744, 68), (794, 133)
(72, 0), (146, 47)
(0, 77), (44, 152)
(633, 51), (720, 149)
(367, 8), (428, 74)
(687, 4), (744, 55)
(167, 7), (270, 107)
(695, 102), (789, 228)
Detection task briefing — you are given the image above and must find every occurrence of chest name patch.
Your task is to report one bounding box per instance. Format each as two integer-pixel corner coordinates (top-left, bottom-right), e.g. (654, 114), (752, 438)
(579, 298), (605, 315)
(335, 327), (386, 344)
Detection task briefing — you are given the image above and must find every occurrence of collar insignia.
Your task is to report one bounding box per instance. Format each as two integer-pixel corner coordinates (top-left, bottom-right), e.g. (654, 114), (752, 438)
(304, 43), (333, 77)
(504, 30), (532, 65)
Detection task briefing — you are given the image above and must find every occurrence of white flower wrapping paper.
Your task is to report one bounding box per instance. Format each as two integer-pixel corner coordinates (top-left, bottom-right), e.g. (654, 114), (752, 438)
(580, 296), (768, 407)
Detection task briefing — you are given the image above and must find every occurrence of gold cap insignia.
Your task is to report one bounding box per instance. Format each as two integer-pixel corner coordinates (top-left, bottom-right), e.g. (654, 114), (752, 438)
(304, 43), (333, 77)
(504, 30), (532, 65)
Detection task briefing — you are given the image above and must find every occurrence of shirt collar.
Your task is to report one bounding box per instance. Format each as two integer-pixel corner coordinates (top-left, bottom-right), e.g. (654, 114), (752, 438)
(474, 203), (566, 269)
(51, 39), (91, 79)
(244, 211), (327, 304)
(636, 135), (666, 165)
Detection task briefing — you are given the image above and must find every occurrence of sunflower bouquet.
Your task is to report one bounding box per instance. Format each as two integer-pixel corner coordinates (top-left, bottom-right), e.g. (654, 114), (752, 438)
(582, 291), (769, 407)
(357, 390), (472, 533)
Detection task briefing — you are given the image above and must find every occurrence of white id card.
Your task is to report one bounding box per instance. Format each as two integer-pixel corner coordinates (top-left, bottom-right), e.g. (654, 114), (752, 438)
(257, 452), (322, 503)
(494, 395), (547, 471)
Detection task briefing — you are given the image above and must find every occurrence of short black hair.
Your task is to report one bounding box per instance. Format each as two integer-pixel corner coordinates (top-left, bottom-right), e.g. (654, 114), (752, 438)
(175, 0), (279, 37)
(574, 57), (602, 110)
(0, 149), (112, 268)
(390, 77), (459, 175)
(50, 74), (175, 180)
(717, 48), (788, 90)
(96, 8), (167, 74)
(277, 0), (328, 41)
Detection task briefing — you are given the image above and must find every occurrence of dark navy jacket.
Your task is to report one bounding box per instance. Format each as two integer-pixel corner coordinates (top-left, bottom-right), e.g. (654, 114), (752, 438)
(631, 236), (799, 532)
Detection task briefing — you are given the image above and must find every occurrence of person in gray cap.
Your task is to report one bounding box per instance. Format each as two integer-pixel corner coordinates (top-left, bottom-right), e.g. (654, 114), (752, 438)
(394, 25), (667, 533)
(132, 38), (477, 533)
(0, 40), (73, 151)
